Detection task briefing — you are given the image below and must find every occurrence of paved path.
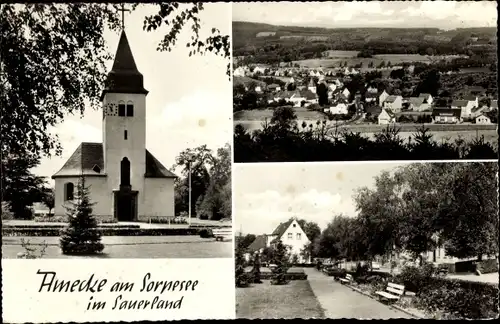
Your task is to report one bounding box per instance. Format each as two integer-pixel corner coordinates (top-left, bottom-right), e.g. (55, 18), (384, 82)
(304, 268), (412, 319)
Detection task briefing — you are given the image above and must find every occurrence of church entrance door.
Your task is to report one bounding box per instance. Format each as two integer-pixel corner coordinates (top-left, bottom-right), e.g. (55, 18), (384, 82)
(114, 189), (138, 222)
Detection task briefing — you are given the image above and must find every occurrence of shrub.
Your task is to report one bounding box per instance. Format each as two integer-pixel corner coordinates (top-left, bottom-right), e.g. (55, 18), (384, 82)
(416, 278), (499, 319)
(17, 238), (48, 259)
(1, 202), (14, 220)
(395, 263), (437, 294)
(199, 228), (214, 238)
(59, 177), (104, 255)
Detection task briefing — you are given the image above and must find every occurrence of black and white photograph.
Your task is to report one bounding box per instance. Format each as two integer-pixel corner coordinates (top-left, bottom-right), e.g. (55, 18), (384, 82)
(2, 3), (232, 259)
(234, 162), (498, 319)
(232, 1), (498, 162)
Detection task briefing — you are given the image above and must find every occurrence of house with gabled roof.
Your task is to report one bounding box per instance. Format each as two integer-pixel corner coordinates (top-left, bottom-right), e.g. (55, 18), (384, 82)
(451, 97), (477, 119)
(418, 93), (433, 105)
(52, 31), (176, 222)
(383, 95), (403, 112)
(378, 108), (396, 124)
(268, 218), (311, 263)
(408, 97), (431, 111)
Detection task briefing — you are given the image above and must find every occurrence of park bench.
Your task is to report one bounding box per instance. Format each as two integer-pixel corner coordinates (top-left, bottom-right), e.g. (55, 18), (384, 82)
(339, 273), (353, 284)
(211, 227), (232, 242)
(375, 282), (405, 302)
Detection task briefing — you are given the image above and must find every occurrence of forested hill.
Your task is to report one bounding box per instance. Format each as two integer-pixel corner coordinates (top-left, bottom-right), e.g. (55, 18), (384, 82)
(233, 21), (497, 56)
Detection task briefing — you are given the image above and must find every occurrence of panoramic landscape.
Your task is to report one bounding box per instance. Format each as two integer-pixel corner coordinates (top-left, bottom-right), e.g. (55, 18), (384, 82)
(232, 1), (498, 162)
(234, 162), (498, 319)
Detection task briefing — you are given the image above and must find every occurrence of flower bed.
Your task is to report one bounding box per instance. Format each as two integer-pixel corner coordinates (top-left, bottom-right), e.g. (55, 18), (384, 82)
(350, 265), (499, 319)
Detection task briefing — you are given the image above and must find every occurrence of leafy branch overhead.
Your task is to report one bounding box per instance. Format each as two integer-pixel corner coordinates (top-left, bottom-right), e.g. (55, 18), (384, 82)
(1, 3), (230, 161)
(143, 2), (231, 78)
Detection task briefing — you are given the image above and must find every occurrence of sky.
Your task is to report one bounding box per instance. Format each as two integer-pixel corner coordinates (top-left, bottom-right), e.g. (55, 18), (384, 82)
(234, 162), (414, 235)
(35, 3), (231, 184)
(233, 1), (498, 29)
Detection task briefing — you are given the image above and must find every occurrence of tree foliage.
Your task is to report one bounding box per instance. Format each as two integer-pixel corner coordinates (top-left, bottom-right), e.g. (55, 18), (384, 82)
(59, 175), (104, 255)
(271, 239), (290, 285)
(171, 143), (231, 220)
(1, 151), (47, 219)
(316, 162), (498, 264)
(1, 3), (230, 163)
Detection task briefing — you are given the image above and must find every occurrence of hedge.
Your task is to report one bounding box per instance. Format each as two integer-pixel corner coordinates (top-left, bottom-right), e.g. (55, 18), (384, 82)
(3, 224), (140, 229)
(2, 227), (200, 237)
(245, 270), (308, 281)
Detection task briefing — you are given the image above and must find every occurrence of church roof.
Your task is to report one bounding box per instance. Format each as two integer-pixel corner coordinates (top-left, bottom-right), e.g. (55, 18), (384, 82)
(101, 31), (149, 100)
(52, 142), (176, 179)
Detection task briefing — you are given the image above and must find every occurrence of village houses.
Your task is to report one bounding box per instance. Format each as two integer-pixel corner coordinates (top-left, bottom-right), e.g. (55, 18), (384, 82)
(476, 113), (492, 124)
(432, 108), (462, 124)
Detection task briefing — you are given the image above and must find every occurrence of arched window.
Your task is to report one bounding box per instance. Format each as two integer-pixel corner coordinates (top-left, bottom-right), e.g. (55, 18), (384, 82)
(118, 101), (126, 116)
(126, 101), (134, 117)
(120, 157), (131, 186)
(64, 182), (74, 201)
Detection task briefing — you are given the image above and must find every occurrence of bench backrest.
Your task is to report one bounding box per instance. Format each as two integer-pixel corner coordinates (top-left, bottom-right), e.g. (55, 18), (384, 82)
(386, 282), (405, 296)
(346, 274), (353, 280)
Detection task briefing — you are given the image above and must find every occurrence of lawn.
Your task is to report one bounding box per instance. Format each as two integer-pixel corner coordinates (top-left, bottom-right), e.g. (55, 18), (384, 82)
(234, 108), (325, 122)
(236, 280), (325, 319)
(2, 236), (232, 259)
(292, 54), (432, 68)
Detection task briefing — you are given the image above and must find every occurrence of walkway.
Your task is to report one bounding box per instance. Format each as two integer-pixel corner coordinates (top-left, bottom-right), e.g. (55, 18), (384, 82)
(304, 268), (412, 319)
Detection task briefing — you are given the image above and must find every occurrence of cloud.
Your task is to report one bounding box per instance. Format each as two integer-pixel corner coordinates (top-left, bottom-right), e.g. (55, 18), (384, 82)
(235, 189), (358, 235)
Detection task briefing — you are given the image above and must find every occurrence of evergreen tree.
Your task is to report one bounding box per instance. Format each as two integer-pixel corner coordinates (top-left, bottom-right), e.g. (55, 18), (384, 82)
(271, 239), (290, 285)
(251, 252), (262, 283)
(235, 235), (249, 287)
(59, 175), (104, 255)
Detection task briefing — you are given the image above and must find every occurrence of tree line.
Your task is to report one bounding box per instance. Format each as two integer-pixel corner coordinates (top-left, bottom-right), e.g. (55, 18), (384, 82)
(315, 163), (498, 264)
(234, 107), (497, 162)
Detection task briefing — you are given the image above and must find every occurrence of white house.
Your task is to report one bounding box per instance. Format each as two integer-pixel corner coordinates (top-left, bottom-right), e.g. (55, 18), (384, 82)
(379, 90), (389, 105)
(255, 85), (263, 93)
(408, 97), (431, 111)
(418, 93), (433, 105)
(342, 88), (350, 99)
(476, 113), (492, 124)
(307, 78), (316, 93)
(268, 218), (311, 263)
(233, 66), (247, 77)
(378, 108), (396, 124)
(451, 97), (478, 119)
(383, 95), (403, 112)
(432, 108), (462, 124)
(52, 31), (176, 222)
(329, 102), (348, 115)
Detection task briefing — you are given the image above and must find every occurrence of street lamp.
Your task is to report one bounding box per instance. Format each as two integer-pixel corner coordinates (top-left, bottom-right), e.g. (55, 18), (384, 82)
(188, 160), (192, 226)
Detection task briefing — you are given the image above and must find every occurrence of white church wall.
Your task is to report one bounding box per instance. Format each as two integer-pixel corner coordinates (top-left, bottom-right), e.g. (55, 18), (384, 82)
(54, 176), (112, 222)
(140, 177), (176, 221)
(103, 92), (147, 195)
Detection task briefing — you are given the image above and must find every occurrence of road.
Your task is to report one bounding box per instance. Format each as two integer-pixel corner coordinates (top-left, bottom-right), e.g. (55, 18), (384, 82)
(304, 268), (412, 319)
(2, 236), (232, 259)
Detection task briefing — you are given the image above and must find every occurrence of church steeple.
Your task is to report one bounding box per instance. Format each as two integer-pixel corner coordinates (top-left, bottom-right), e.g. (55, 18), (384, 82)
(101, 30), (148, 101)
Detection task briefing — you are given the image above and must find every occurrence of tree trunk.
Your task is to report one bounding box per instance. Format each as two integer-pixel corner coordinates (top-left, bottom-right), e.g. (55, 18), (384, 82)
(433, 249), (437, 263)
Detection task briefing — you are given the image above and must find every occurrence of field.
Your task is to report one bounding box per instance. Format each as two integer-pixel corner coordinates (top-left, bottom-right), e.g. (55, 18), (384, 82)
(293, 53), (434, 69)
(234, 107), (325, 121)
(236, 280), (325, 319)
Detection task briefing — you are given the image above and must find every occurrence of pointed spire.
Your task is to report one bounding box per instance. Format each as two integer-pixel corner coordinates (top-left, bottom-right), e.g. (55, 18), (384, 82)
(101, 30), (148, 101)
(112, 31), (138, 72)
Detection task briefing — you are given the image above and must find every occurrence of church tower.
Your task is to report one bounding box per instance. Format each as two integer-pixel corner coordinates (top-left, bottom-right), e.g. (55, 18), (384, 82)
(101, 31), (149, 219)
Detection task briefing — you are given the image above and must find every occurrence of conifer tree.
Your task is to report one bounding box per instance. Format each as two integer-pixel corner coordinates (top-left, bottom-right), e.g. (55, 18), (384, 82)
(59, 175), (104, 255)
(235, 234), (249, 287)
(271, 239), (290, 285)
(252, 252), (262, 283)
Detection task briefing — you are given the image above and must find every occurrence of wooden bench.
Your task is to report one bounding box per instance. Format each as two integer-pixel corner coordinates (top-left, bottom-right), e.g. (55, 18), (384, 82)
(339, 273), (353, 284)
(375, 283), (405, 302)
(212, 227), (232, 241)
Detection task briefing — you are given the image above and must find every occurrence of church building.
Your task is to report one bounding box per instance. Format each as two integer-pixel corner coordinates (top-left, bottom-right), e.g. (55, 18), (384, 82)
(52, 30), (176, 222)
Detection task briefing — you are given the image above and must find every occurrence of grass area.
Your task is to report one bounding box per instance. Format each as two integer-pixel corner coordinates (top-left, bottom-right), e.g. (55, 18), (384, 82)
(2, 236), (232, 258)
(234, 108), (325, 121)
(236, 280), (325, 319)
(293, 54), (432, 68)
